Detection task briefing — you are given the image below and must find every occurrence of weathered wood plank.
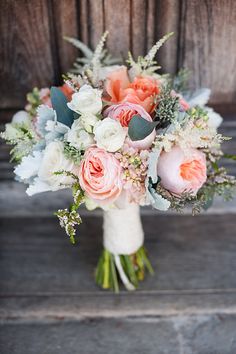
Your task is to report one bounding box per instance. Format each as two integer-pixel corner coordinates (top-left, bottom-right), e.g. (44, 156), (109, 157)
(1, 315), (236, 354)
(178, 0), (236, 104)
(87, 0), (105, 49)
(1, 215), (236, 294)
(130, 0), (147, 58)
(52, 0), (78, 74)
(0, 0), (56, 109)
(1, 0), (236, 113)
(78, 0), (105, 49)
(104, 0), (131, 57)
(155, 0), (180, 73)
(146, 0), (156, 52)
(77, 0), (90, 45)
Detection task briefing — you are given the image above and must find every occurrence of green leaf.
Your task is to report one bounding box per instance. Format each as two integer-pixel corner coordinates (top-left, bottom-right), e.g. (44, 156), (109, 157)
(128, 115), (157, 141)
(50, 87), (74, 128)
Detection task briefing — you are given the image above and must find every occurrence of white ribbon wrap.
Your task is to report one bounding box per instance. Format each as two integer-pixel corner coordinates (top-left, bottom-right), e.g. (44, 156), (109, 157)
(103, 204), (144, 255)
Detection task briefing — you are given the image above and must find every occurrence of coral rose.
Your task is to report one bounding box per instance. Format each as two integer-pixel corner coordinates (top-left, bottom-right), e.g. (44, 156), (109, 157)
(105, 66), (160, 113)
(157, 146), (207, 195)
(79, 147), (123, 204)
(104, 102), (156, 150)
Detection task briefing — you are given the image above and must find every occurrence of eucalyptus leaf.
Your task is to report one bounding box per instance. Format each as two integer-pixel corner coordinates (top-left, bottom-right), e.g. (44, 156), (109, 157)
(145, 147), (170, 211)
(128, 115), (157, 141)
(147, 148), (161, 184)
(50, 87), (74, 128)
(146, 178), (171, 211)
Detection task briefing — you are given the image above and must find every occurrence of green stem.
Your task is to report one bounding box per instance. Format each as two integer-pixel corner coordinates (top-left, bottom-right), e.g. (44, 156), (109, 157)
(95, 246), (154, 292)
(110, 254), (119, 293)
(103, 249), (110, 289)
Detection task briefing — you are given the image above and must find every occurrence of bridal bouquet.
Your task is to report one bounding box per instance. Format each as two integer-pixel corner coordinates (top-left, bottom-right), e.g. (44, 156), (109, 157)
(2, 32), (236, 292)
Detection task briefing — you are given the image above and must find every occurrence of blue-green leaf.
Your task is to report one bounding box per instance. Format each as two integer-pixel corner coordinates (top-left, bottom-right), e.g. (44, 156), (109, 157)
(145, 148), (171, 211)
(147, 148), (161, 184)
(145, 178), (171, 211)
(50, 87), (74, 128)
(128, 115), (158, 141)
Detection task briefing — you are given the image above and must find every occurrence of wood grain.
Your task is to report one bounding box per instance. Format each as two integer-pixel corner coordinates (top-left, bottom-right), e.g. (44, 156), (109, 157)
(87, 0), (105, 49)
(155, 0), (180, 74)
(0, 0), (56, 109)
(1, 0), (236, 113)
(52, 0), (78, 75)
(77, 0), (90, 45)
(178, 0), (236, 104)
(1, 214), (236, 293)
(130, 0), (147, 57)
(104, 0), (131, 58)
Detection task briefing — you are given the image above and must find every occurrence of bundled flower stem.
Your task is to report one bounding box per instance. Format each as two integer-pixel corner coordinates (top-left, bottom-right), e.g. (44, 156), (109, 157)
(95, 247), (154, 292)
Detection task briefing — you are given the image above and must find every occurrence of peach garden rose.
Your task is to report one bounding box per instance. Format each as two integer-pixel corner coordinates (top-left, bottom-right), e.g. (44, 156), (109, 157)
(79, 147), (123, 204)
(157, 146), (207, 195)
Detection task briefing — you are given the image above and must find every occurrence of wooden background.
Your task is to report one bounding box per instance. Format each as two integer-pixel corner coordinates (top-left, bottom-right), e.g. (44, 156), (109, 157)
(1, 0), (236, 121)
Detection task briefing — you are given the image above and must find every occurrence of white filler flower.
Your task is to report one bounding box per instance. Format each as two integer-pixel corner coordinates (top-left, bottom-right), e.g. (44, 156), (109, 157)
(67, 85), (102, 115)
(94, 118), (126, 152)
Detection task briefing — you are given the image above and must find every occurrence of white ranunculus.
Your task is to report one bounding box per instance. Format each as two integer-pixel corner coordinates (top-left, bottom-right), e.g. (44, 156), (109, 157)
(67, 85), (102, 115)
(80, 112), (100, 133)
(94, 118), (126, 152)
(67, 119), (94, 149)
(12, 110), (31, 125)
(38, 141), (76, 190)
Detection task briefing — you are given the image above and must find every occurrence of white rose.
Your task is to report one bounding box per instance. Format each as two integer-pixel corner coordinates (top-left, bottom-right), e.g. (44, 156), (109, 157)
(38, 141), (76, 190)
(80, 112), (100, 133)
(67, 119), (94, 149)
(67, 85), (102, 115)
(12, 110), (31, 125)
(94, 118), (126, 152)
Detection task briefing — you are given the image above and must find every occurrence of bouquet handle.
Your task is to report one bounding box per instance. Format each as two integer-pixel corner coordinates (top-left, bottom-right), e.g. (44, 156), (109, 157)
(95, 205), (154, 292)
